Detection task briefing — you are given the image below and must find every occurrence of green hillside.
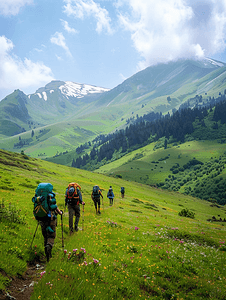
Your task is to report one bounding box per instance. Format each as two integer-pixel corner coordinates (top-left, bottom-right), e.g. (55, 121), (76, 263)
(0, 149), (225, 299)
(96, 140), (226, 204)
(2, 59), (226, 163)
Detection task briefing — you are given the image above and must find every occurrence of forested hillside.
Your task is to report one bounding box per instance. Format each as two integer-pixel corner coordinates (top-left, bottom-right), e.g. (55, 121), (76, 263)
(68, 95), (226, 205)
(73, 95), (226, 170)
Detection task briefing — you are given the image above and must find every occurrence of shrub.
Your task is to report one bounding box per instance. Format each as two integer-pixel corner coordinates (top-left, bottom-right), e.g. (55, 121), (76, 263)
(178, 208), (195, 219)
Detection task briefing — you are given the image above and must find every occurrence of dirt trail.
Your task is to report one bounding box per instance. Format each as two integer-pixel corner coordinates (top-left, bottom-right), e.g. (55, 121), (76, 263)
(0, 260), (45, 300)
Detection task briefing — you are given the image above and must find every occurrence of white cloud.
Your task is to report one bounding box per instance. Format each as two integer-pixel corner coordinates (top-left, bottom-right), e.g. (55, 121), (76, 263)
(0, 0), (33, 16)
(50, 32), (72, 57)
(117, 0), (226, 69)
(63, 0), (113, 34)
(56, 54), (63, 61)
(60, 19), (78, 34)
(0, 36), (53, 95)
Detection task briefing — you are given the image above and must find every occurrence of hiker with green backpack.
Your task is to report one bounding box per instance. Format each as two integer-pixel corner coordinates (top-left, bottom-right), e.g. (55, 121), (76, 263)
(65, 182), (85, 234)
(91, 185), (103, 214)
(32, 183), (62, 262)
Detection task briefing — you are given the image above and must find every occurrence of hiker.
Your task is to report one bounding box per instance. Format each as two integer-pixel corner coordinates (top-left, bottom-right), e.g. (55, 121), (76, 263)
(121, 187), (125, 198)
(65, 182), (85, 234)
(91, 185), (103, 214)
(107, 186), (114, 206)
(32, 183), (63, 262)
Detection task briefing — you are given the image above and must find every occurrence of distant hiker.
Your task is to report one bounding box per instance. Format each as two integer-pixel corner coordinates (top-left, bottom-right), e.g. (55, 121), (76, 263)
(65, 182), (85, 234)
(91, 185), (103, 214)
(107, 186), (114, 206)
(121, 187), (125, 198)
(32, 183), (63, 262)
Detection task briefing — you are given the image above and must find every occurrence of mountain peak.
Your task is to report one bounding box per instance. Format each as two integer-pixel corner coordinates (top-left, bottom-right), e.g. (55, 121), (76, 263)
(33, 80), (109, 101)
(59, 81), (110, 99)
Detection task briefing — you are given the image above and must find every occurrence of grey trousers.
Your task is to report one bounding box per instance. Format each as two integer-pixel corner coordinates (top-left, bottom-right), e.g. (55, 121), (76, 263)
(68, 204), (80, 231)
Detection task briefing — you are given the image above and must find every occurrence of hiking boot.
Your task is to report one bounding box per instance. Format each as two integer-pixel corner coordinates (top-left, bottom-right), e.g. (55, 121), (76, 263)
(98, 210), (101, 215)
(75, 226), (79, 232)
(70, 230), (74, 235)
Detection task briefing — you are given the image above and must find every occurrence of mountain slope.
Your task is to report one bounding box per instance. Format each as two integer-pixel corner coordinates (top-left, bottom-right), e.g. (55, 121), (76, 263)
(0, 148), (226, 299)
(0, 81), (110, 134)
(96, 58), (224, 107)
(1, 58), (226, 159)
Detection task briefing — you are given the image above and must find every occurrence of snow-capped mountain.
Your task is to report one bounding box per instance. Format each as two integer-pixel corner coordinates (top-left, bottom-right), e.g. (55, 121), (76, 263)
(29, 80), (109, 102)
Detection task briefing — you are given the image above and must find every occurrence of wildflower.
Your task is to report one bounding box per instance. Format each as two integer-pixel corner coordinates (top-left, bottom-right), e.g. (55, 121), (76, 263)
(93, 258), (99, 264)
(81, 247), (86, 253)
(135, 226), (139, 230)
(73, 248), (78, 253)
(40, 271), (46, 278)
(64, 249), (67, 254)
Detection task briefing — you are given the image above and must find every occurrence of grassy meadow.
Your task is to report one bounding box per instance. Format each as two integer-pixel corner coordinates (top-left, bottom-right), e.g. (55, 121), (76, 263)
(0, 149), (226, 299)
(96, 140), (226, 185)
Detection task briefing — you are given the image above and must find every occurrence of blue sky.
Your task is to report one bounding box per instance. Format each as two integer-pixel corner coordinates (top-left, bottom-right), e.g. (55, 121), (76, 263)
(1, 0), (226, 100)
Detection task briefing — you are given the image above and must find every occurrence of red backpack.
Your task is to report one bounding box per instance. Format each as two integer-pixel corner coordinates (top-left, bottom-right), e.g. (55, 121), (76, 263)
(66, 182), (81, 203)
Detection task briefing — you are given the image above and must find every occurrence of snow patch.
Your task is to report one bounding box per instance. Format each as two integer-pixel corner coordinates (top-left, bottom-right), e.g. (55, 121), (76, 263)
(205, 70), (226, 87)
(204, 58), (224, 67)
(37, 93), (42, 99)
(59, 81), (109, 98)
(42, 92), (47, 101)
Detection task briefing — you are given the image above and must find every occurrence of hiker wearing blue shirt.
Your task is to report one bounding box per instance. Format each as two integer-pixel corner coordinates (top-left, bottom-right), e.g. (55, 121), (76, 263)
(107, 186), (114, 206)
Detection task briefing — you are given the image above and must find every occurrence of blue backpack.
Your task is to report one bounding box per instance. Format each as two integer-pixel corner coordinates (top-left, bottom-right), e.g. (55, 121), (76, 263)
(32, 183), (57, 219)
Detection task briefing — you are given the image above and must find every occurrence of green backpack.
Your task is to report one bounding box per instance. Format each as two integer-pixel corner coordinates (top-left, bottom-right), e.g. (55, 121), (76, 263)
(32, 183), (57, 219)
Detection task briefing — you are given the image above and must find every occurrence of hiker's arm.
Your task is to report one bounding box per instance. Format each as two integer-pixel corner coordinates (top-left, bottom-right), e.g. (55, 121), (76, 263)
(78, 190), (85, 205)
(56, 207), (63, 215)
(65, 189), (68, 206)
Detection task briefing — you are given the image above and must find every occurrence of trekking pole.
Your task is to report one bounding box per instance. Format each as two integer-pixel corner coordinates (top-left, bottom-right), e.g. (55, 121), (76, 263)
(61, 211), (64, 248)
(30, 221), (39, 249)
(102, 197), (104, 212)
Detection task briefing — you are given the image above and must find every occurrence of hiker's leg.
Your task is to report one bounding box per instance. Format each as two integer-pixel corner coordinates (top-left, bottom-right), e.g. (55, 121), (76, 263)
(45, 219), (56, 261)
(98, 199), (101, 214)
(39, 220), (48, 247)
(68, 204), (74, 233)
(74, 205), (80, 231)
(94, 199), (98, 213)
(39, 218), (56, 261)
